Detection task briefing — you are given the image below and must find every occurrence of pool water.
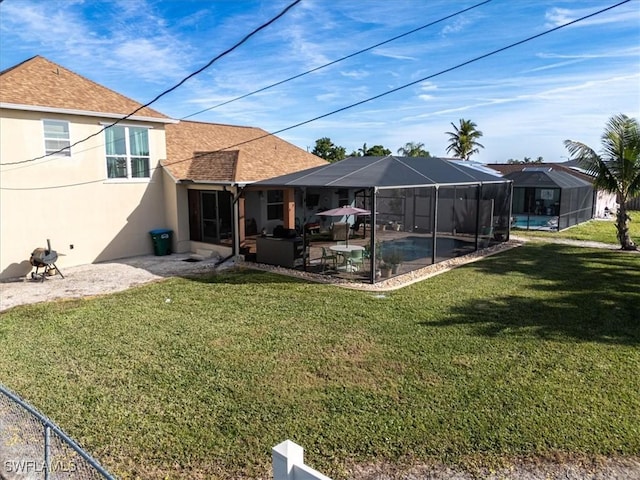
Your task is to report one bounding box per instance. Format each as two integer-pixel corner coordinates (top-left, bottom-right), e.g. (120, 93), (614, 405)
(379, 236), (465, 262)
(513, 215), (558, 230)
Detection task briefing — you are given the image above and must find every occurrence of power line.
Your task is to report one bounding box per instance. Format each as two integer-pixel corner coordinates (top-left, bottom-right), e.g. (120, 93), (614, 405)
(0, 0), (301, 167)
(0, 0), (491, 173)
(180, 0), (493, 120)
(263, 0), (633, 139)
(1, 0), (631, 191)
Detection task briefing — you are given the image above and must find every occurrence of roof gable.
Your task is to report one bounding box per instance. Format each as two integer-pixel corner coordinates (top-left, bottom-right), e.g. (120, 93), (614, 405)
(163, 120), (327, 183)
(0, 56), (167, 119)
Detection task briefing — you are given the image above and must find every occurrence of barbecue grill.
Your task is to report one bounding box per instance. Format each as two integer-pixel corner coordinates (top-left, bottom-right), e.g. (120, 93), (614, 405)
(30, 239), (64, 281)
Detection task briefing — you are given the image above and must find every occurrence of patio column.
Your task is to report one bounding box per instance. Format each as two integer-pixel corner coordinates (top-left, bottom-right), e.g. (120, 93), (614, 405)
(238, 194), (246, 247)
(283, 188), (295, 230)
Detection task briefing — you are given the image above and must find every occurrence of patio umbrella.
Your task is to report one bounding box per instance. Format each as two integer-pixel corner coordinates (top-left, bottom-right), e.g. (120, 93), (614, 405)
(317, 206), (371, 246)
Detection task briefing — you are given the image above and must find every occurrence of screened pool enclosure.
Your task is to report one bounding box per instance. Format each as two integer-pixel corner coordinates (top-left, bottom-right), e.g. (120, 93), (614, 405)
(254, 156), (513, 284)
(504, 168), (594, 231)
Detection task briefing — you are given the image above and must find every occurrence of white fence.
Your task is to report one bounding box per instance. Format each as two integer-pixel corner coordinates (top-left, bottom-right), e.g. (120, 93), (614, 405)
(272, 440), (332, 480)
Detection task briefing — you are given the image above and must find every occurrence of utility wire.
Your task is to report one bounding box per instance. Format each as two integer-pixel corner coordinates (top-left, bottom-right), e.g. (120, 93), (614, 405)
(262, 0), (633, 140)
(0, 0), (490, 173)
(180, 0), (493, 120)
(0, 0), (301, 167)
(1, 0), (631, 191)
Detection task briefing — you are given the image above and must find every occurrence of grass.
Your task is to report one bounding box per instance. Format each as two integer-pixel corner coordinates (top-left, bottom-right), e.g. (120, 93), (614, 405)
(0, 244), (639, 479)
(513, 210), (640, 244)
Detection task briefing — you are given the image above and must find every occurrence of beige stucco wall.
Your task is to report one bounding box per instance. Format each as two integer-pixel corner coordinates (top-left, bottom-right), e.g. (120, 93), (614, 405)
(0, 108), (169, 280)
(161, 172), (192, 254)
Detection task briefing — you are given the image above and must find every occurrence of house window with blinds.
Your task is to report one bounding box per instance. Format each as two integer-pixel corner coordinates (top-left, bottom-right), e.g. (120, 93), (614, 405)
(105, 125), (150, 179)
(43, 120), (71, 156)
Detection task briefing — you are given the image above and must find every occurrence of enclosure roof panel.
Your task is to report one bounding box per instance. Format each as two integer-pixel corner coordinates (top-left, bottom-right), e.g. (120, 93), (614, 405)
(254, 156), (508, 188)
(503, 169), (592, 188)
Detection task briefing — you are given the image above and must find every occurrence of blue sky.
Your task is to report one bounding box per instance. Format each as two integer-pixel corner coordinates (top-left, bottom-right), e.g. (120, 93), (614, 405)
(1, 0), (638, 163)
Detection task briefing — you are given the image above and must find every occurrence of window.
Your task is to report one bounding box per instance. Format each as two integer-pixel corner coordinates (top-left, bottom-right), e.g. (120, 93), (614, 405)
(337, 188), (349, 207)
(43, 120), (71, 156)
(105, 125), (150, 179)
(267, 190), (284, 221)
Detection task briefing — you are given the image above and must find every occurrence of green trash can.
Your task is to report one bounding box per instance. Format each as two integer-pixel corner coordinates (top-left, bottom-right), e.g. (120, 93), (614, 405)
(149, 228), (173, 256)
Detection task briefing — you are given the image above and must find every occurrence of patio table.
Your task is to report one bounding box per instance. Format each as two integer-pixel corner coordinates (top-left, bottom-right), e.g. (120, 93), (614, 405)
(330, 245), (365, 272)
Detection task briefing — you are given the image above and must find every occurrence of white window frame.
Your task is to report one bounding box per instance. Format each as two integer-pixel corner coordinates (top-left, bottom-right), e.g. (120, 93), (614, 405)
(103, 123), (151, 181)
(43, 119), (71, 157)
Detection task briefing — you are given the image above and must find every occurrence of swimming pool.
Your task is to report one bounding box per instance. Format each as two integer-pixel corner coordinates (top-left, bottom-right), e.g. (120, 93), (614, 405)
(513, 215), (558, 230)
(379, 236), (467, 262)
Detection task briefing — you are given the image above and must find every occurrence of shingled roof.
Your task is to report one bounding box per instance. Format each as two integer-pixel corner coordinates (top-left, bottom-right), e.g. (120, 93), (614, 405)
(163, 120), (327, 183)
(0, 55), (168, 120)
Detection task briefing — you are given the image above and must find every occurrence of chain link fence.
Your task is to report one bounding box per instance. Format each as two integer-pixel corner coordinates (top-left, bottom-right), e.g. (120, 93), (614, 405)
(0, 384), (115, 480)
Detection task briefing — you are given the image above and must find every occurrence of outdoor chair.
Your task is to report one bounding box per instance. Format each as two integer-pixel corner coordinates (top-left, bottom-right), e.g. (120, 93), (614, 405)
(347, 249), (365, 272)
(331, 222), (350, 241)
(321, 247), (337, 272)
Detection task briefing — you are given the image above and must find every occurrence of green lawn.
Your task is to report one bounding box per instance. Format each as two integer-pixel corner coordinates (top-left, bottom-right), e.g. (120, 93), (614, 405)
(1, 243), (639, 479)
(513, 210), (640, 244)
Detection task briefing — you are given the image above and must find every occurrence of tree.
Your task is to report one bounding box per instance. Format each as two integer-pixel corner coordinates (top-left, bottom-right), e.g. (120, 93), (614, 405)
(364, 144), (391, 156)
(507, 156), (544, 164)
(445, 119), (484, 160)
(311, 137), (346, 163)
(397, 141), (430, 157)
(564, 113), (640, 250)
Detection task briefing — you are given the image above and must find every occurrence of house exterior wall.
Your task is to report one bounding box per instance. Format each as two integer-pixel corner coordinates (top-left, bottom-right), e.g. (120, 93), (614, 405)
(0, 108), (168, 280)
(594, 190), (617, 218)
(162, 171), (191, 254)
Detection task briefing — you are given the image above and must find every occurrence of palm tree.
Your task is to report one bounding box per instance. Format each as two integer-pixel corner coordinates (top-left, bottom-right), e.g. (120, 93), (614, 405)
(564, 114), (640, 250)
(397, 141), (430, 157)
(445, 119), (484, 160)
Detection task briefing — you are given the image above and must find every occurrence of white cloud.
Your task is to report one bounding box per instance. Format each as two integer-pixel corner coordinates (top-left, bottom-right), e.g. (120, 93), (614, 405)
(441, 17), (471, 35)
(340, 70), (370, 79)
(420, 82), (438, 91)
(522, 59), (586, 73)
(537, 46), (640, 60)
(545, 4), (639, 28)
(372, 49), (417, 61)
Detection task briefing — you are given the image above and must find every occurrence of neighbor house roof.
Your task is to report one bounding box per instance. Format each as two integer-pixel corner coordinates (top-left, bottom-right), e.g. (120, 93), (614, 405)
(255, 156), (509, 189)
(502, 167), (592, 189)
(0, 55), (169, 121)
(162, 120), (328, 184)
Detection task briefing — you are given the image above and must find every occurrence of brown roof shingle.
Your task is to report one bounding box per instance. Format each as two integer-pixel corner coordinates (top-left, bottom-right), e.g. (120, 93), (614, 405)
(163, 120), (327, 183)
(0, 56), (167, 119)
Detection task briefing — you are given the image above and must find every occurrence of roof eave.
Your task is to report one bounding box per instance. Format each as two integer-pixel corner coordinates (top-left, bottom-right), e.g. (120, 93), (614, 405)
(0, 102), (178, 124)
(177, 179), (245, 187)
